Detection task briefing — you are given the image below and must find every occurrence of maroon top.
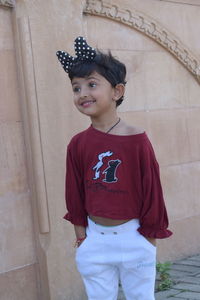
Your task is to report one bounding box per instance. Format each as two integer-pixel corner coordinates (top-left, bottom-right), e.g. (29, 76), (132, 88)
(64, 125), (172, 239)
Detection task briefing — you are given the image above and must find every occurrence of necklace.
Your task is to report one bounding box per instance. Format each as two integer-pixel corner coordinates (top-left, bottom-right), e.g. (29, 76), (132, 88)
(106, 118), (121, 134)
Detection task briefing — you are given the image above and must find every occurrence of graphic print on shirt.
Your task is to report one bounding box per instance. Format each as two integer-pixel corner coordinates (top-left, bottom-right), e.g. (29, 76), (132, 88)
(92, 151), (121, 183)
(103, 159), (121, 183)
(92, 151), (113, 179)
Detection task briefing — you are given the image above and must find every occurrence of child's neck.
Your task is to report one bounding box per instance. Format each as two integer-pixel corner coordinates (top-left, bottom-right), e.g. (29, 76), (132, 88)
(91, 114), (120, 133)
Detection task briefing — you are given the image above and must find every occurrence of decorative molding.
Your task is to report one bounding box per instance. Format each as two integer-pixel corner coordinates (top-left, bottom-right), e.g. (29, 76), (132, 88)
(18, 17), (50, 234)
(0, 0), (15, 7)
(84, 0), (200, 84)
(159, 0), (200, 6)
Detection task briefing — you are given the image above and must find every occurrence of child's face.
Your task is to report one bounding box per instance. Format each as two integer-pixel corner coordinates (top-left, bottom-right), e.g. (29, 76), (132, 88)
(71, 71), (119, 118)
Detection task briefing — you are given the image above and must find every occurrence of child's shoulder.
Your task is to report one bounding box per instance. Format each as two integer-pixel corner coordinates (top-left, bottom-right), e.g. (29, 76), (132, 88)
(124, 125), (145, 136)
(118, 120), (145, 136)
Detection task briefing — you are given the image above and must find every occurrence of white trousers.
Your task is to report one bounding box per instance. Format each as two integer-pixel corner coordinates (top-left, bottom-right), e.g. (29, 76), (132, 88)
(75, 218), (156, 300)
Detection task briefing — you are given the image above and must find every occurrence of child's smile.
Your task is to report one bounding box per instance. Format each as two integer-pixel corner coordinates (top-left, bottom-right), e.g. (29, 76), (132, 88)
(81, 99), (96, 108)
(71, 71), (117, 118)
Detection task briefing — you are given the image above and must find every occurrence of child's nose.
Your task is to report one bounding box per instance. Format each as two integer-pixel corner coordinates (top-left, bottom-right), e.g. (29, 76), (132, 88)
(80, 87), (89, 98)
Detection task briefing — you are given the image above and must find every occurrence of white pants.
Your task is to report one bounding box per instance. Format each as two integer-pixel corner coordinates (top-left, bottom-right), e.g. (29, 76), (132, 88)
(75, 218), (156, 300)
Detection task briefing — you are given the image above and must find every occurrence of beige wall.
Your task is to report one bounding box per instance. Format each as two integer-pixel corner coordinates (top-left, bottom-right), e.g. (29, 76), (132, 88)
(0, 3), (39, 300)
(0, 0), (200, 299)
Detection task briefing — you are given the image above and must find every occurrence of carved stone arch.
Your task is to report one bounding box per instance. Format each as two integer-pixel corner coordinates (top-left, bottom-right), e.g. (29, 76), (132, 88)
(0, 0), (15, 7)
(84, 0), (200, 84)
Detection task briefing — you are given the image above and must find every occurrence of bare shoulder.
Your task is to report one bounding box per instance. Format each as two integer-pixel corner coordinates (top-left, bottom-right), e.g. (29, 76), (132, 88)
(126, 125), (145, 135)
(119, 120), (144, 136)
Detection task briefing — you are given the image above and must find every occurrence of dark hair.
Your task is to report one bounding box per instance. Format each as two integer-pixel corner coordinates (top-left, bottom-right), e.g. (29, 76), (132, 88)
(68, 50), (126, 107)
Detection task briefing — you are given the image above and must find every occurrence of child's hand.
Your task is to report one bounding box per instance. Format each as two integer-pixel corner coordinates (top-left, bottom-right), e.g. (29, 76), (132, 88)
(146, 237), (156, 247)
(75, 236), (86, 248)
(74, 225), (86, 247)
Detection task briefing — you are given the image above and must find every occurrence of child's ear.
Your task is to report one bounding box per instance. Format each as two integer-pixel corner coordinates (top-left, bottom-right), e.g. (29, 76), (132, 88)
(113, 83), (125, 101)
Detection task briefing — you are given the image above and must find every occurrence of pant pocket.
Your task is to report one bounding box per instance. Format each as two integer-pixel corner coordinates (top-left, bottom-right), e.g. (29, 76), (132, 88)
(121, 231), (156, 273)
(140, 234), (157, 252)
(75, 235), (108, 277)
(75, 236), (91, 275)
(75, 235), (90, 260)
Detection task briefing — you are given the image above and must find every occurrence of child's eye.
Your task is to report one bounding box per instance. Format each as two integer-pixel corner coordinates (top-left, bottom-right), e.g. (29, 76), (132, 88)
(89, 82), (97, 88)
(73, 86), (81, 93)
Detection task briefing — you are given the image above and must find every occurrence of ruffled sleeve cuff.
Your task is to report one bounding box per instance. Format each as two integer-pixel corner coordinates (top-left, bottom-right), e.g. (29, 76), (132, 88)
(137, 226), (173, 239)
(63, 212), (88, 227)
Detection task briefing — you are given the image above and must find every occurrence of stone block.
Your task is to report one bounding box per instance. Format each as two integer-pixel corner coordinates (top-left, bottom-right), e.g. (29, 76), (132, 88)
(0, 9), (13, 50)
(85, 15), (163, 52)
(0, 192), (36, 273)
(173, 282), (200, 292)
(176, 259), (200, 267)
(155, 288), (181, 299)
(188, 255), (200, 262)
(0, 51), (21, 122)
(174, 291), (200, 299)
(0, 264), (38, 300)
(171, 263), (200, 274)
(161, 162), (200, 221)
(156, 216), (200, 262)
(186, 109), (200, 162)
(117, 51), (189, 112)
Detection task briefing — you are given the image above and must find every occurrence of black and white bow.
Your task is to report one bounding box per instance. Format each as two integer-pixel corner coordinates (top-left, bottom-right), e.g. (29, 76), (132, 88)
(56, 36), (96, 73)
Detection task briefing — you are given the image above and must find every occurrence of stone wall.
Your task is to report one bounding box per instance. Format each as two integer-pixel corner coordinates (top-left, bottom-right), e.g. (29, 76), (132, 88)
(0, 0), (200, 299)
(0, 2), (38, 300)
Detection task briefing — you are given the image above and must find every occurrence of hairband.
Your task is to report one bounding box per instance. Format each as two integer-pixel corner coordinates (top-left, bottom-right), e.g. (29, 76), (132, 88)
(56, 36), (96, 73)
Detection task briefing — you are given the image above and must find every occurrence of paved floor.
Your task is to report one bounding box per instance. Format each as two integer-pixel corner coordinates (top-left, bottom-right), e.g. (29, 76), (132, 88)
(155, 254), (200, 300)
(117, 254), (200, 300)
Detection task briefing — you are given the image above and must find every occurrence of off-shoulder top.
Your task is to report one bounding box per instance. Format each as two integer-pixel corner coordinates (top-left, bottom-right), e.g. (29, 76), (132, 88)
(64, 125), (172, 238)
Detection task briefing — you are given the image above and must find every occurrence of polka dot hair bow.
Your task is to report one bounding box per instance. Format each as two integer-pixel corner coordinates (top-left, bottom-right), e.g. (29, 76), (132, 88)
(56, 36), (96, 73)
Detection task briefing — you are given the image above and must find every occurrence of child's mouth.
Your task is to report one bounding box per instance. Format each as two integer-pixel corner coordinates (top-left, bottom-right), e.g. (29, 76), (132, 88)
(81, 100), (96, 108)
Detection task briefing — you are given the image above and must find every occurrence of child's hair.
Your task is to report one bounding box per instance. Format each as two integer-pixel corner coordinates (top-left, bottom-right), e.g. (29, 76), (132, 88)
(68, 50), (127, 107)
